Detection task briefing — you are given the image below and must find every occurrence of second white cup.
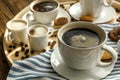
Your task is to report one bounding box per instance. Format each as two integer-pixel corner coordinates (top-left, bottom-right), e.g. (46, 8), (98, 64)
(6, 19), (28, 44)
(28, 24), (49, 51)
(27, 0), (59, 24)
(80, 0), (114, 17)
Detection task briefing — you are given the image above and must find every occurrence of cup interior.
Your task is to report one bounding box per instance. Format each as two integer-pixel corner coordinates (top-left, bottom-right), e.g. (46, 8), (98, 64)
(30, 0), (59, 12)
(28, 24), (48, 37)
(7, 19), (27, 31)
(58, 21), (106, 49)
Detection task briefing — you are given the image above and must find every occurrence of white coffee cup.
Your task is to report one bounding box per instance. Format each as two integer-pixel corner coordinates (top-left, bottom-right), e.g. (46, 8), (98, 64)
(6, 19), (28, 44)
(28, 24), (52, 51)
(80, 0), (114, 17)
(117, 40), (120, 53)
(58, 21), (118, 70)
(27, 0), (59, 24)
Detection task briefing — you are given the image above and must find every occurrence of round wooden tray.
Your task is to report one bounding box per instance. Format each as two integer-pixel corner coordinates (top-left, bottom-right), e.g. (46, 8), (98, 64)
(3, 4), (72, 66)
(4, 2), (120, 66)
(3, 5), (61, 66)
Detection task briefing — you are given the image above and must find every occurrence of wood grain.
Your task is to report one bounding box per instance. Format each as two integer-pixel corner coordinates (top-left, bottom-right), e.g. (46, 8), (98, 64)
(0, 0), (77, 79)
(0, 0), (31, 80)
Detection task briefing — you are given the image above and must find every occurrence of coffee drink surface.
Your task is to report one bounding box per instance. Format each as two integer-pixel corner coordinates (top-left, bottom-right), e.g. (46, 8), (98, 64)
(29, 26), (48, 37)
(62, 28), (101, 48)
(10, 21), (26, 30)
(33, 1), (58, 12)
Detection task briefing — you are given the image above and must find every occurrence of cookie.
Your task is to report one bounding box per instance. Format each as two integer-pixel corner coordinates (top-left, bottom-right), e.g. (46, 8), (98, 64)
(101, 51), (112, 62)
(54, 17), (68, 29)
(79, 15), (94, 22)
(108, 27), (120, 42)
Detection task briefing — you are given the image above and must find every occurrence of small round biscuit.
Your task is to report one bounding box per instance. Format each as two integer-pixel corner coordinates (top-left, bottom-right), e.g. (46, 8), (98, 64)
(54, 17), (68, 29)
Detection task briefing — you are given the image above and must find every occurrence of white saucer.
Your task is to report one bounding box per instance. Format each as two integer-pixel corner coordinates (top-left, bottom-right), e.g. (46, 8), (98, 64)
(51, 47), (114, 80)
(22, 8), (71, 27)
(69, 2), (116, 23)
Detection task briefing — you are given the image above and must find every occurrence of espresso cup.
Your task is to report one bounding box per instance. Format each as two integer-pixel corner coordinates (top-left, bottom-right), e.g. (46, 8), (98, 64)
(80, 0), (114, 17)
(27, 0), (59, 24)
(57, 21), (118, 70)
(6, 19), (28, 44)
(28, 24), (52, 51)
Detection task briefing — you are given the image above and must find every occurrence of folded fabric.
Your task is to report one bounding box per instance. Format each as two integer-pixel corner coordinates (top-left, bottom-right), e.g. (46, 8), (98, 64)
(7, 24), (120, 80)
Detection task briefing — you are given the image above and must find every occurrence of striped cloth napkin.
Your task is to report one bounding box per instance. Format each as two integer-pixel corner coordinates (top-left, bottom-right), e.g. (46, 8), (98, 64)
(7, 24), (120, 80)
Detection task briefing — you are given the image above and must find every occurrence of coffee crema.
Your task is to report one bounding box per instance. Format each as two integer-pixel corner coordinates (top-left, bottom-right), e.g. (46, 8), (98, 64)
(62, 28), (101, 48)
(33, 1), (58, 12)
(10, 21), (26, 30)
(29, 26), (48, 37)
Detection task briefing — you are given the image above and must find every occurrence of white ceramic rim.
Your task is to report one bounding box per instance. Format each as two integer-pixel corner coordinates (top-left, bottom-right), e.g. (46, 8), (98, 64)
(6, 19), (27, 31)
(58, 21), (107, 50)
(30, 0), (59, 13)
(28, 24), (48, 37)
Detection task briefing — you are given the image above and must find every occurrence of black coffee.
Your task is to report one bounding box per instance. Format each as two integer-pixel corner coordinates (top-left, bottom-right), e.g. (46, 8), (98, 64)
(62, 28), (101, 48)
(33, 1), (58, 12)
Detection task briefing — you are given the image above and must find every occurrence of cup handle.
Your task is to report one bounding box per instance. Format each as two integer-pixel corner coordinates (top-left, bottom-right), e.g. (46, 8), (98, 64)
(48, 27), (54, 37)
(26, 12), (36, 23)
(6, 31), (14, 43)
(97, 44), (118, 67)
(103, 0), (114, 7)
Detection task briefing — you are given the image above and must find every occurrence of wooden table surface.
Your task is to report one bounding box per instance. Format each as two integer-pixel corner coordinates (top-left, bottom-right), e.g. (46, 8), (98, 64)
(0, 0), (33, 79)
(0, 0), (79, 80)
(0, 0), (120, 80)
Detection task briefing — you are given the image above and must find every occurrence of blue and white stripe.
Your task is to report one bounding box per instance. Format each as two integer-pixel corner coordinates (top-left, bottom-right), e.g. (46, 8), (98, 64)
(7, 24), (120, 80)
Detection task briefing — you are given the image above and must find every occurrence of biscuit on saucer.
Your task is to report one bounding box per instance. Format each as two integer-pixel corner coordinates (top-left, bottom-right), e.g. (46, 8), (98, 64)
(79, 15), (94, 22)
(54, 17), (68, 29)
(101, 51), (112, 62)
